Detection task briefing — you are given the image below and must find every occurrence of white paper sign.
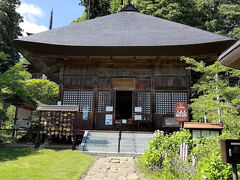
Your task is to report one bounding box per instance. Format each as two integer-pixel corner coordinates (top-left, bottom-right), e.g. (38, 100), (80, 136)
(105, 114), (113, 125)
(135, 107), (142, 113)
(122, 119), (127, 124)
(134, 115), (142, 120)
(106, 106), (113, 112)
(17, 108), (31, 120)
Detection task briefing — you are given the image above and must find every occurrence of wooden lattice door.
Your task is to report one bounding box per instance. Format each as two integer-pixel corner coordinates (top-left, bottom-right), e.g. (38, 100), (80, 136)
(62, 89), (94, 130)
(132, 91), (151, 121)
(96, 91), (116, 129)
(155, 91), (188, 128)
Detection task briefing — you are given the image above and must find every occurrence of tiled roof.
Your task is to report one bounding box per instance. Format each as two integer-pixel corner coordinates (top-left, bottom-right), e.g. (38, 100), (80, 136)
(14, 11), (234, 47)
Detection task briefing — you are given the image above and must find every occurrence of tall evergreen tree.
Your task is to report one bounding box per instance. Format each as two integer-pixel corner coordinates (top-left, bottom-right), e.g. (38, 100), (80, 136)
(74, 0), (240, 39)
(0, 0), (22, 73)
(72, 0), (111, 23)
(193, 0), (240, 38)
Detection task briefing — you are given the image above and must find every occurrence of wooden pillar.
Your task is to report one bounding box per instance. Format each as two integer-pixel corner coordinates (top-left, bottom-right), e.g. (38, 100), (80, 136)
(72, 111), (77, 150)
(35, 111), (41, 149)
(151, 62), (156, 131)
(187, 69), (191, 104)
(94, 63), (99, 129)
(92, 88), (98, 129)
(59, 63), (64, 103)
(12, 107), (18, 138)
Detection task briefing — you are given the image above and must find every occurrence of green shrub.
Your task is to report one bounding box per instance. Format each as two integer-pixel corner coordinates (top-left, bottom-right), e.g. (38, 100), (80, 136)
(192, 137), (232, 180)
(137, 130), (233, 179)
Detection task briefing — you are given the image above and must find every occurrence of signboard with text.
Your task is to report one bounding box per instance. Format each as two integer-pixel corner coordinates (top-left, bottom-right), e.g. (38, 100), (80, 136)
(174, 102), (189, 122)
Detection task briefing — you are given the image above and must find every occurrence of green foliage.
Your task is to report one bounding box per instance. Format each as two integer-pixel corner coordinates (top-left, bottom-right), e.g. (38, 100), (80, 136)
(73, 0), (111, 23)
(26, 79), (59, 105)
(133, 0), (199, 27)
(138, 131), (233, 179)
(193, 0), (240, 38)
(0, 62), (59, 129)
(181, 57), (240, 137)
(0, 62), (33, 103)
(0, 0), (22, 72)
(192, 137), (232, 180)
(72, 11), (88, 23)
(74, 0), (240, 39)
(138, 130), (197, 179)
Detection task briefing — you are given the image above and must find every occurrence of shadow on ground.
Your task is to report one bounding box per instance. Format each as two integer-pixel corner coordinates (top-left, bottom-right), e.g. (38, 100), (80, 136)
(0, 146), (39, 162)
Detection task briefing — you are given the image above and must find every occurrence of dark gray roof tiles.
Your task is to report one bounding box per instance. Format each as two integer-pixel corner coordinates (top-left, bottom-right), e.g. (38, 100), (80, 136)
(14, 11), (234, 47)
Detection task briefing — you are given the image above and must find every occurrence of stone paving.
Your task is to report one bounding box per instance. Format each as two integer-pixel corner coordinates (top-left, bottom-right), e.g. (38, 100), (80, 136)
(82, 157), (144, 180)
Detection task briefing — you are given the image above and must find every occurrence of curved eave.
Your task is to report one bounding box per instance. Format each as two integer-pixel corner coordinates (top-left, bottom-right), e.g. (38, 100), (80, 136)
(218, 41), (240, 69)
(13, 39), (236, 57)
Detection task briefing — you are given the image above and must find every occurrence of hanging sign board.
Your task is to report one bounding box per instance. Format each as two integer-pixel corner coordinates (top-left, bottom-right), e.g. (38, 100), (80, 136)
(105, 114), (113, 125)
(134, 115), (142, 120)
(122, 119), (127, 124)
(106, 106), (113, 112)
(82, 105), (88, 120)
(135, 107), (142, 113)
(174, 102), (189, 122)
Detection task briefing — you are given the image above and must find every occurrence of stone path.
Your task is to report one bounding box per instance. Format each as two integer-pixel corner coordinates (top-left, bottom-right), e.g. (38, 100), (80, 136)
(83, 157), (143, 180)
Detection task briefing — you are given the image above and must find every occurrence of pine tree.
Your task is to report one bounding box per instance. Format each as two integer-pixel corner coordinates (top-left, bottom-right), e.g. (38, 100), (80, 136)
(0, 0), (22, 73)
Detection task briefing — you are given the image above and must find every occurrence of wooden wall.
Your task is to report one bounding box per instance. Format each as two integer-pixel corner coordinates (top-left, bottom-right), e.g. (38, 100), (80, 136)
(60, 59), (190, 131)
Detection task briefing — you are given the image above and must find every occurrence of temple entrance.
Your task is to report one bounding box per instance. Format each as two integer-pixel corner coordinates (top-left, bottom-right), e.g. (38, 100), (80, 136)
(116, 91), (132, 120)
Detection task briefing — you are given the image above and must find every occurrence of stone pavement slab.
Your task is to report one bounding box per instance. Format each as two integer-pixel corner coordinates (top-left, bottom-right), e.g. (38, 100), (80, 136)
(83, 157), (144, 180)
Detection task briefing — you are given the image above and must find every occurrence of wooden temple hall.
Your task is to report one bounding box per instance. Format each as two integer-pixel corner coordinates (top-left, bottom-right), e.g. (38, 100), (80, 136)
(13, 4), (236, 132)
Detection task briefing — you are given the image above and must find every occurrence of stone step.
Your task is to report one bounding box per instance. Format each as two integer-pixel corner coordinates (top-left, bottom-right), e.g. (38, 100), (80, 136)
(83, 147), (118, 152)
(88, 133), (119, 137)
(80, 131), (153, 154)
(84, 146), (142, 153)
(85, 139), (133, 144)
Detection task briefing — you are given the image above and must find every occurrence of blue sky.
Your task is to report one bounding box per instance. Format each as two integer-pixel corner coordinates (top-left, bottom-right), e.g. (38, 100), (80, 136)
(17, 0), (85, 35)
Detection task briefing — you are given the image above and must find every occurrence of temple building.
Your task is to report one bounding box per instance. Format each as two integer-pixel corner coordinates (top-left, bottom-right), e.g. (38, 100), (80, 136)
(13, 4), (236, 132)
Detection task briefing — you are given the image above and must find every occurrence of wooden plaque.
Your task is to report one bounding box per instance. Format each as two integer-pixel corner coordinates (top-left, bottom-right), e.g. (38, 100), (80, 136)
(174, 102), (189, 122)
(112, 78), (136, 90)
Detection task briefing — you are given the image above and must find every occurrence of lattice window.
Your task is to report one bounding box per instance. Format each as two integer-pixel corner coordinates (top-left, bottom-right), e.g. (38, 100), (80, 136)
(63, 90), (79, 105)
(156, 92), (171, 115)
(62, 90), (93, 112)
(172, 92), (188, 107)
(98, 91), (115, 113)
(156, 92), (188, 115)
(133, 91), (151, 114)
(78, 91), (93, 112)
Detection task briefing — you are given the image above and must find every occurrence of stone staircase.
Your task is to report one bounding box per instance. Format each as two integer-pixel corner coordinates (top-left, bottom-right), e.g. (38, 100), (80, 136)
(79, 131), (154, 156)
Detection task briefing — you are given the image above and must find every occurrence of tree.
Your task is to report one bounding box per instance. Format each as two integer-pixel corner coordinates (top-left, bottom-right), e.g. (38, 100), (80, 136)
(26, 79), (59, 105)
(0, 61), (59, 129)
(0, 62), (32, 103)
(0, 0), (22, 73)
(133, 0), (200, 27)
(182, 57), (240, 137)
(193, 0), (240, 38)
(0, 61), (33, 128)
(74, 0), (240, 39)
(73, 0), (111, 23)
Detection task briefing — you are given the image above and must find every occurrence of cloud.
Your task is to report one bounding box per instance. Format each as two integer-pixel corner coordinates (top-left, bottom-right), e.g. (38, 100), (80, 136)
(17, 3), (48, 36)
(20, 17), (49, 35)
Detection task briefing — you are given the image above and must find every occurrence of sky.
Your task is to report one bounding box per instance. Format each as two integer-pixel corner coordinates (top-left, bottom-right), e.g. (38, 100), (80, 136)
(17, 0), (85, 36)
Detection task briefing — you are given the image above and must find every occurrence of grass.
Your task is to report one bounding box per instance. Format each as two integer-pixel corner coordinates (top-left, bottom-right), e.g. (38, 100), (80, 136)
(0, 146), (96, 180)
